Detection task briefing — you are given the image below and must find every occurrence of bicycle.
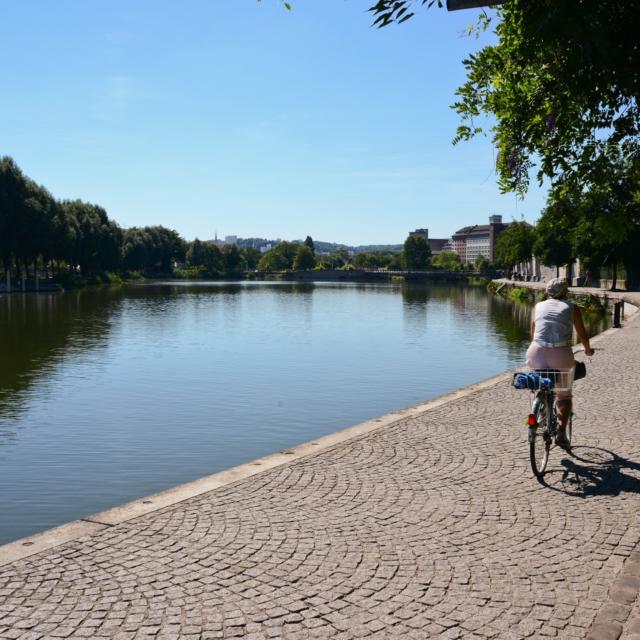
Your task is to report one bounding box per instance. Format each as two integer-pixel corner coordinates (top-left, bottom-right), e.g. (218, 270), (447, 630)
(512, 367), (575, 478)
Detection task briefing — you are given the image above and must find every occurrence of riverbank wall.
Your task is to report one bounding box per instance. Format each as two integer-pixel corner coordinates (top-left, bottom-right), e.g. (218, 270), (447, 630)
(492, 277), (639, 321)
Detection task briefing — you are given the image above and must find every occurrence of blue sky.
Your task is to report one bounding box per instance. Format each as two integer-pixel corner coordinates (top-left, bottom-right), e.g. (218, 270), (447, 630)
(1, 1), (548, 245)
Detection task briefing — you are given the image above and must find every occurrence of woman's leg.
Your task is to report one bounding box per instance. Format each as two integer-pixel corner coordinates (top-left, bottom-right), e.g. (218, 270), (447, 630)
(556, 398), (571, 429)
(527, 343), (574, 441)
(549, 348), (575, 443)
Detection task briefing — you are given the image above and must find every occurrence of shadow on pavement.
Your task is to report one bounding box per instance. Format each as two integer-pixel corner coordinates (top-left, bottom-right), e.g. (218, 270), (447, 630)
(541, 446), (640, 497)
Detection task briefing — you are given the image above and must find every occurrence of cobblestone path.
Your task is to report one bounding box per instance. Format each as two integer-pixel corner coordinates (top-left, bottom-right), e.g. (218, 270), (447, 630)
(1, 302), (640, 639)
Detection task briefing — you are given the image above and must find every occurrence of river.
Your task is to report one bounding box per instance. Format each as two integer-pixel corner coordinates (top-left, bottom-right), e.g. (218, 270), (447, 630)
(0, 281), (608, 544)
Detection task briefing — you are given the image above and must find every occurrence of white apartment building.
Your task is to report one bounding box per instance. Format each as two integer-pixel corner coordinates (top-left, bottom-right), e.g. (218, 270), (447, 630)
(451, 215), (509, 263)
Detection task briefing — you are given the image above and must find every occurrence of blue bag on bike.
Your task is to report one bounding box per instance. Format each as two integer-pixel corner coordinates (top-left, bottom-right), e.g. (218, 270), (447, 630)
(512, 373), (531, 389)
(512, 371), (553, 390)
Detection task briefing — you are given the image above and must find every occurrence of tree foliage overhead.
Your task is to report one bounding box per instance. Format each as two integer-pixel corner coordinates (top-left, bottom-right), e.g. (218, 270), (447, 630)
(364, 1), (640, 196)
(368, 0), (442, 28)
(454, 1), (640, 194)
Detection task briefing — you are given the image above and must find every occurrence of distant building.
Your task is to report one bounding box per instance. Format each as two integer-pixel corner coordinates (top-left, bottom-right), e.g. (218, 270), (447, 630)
(208, 232), (225, 248)
(224, 235), (238, 245)
(408, 228), (449, 256)
(409, 228), (429, 243)
(451, 215), (510, 263)
(427, 238), (449, 256)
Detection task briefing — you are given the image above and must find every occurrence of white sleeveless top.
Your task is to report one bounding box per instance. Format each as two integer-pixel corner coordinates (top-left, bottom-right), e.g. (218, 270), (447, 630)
(533, 299), (574, 347)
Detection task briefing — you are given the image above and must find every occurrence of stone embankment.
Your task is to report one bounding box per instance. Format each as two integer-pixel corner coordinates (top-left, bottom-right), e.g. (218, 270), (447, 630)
(1, 287), (640, 639)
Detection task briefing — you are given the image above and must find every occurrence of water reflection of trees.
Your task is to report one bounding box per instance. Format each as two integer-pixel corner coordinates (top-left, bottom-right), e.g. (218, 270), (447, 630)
(399, 283), (609, 360)
(0, 290), (122, 422)
(487, 295), (532, 358)
(400, 283), (532, 360)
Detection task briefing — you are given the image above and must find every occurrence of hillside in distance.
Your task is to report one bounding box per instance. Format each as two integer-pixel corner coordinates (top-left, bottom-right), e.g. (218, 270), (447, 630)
(235, 238), (403, 254)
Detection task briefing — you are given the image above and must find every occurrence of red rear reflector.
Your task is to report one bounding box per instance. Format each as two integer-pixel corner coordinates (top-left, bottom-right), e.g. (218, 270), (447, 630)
(528, 414), (536, 426)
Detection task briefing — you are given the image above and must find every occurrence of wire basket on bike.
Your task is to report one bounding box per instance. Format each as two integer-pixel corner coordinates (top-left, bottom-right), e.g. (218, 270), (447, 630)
(512, 367), (575, 395)
(512, 366), (576, 478)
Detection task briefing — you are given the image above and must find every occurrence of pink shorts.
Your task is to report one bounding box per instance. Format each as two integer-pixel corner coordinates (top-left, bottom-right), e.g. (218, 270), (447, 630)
(526, 342), (574, 398)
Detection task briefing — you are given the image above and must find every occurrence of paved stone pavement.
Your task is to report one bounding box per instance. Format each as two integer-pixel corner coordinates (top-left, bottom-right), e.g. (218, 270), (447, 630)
(1, 291), (640, 640)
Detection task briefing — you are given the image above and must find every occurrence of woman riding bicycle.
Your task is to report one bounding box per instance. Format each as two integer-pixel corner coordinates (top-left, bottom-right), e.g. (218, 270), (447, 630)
(526, 278), (594, 448)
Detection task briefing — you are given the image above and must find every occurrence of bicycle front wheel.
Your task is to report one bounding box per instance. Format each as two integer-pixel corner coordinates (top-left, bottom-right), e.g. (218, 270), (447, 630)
(530, 395), (552, 477)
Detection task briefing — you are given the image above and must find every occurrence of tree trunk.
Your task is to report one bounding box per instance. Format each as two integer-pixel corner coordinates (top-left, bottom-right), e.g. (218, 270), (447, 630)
(611, 261), (617, 291)
(625, 265), (640, 291)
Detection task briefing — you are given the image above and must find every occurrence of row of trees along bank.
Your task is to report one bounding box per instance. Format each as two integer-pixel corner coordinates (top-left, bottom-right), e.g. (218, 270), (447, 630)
(256, 235), (490, 273)
(0, 157), (266, 285)
(493, 167), (640, 288)
(0, 156), (487, 287)
(256, 235), (438, 272)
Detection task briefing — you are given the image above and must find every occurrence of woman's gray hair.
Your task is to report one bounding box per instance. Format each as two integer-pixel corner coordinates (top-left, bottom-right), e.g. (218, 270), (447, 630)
(545, 277), (569, 299)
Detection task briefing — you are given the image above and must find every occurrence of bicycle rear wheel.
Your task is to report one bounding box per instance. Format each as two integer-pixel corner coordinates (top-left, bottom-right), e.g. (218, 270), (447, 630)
(530, 395), (552, 477)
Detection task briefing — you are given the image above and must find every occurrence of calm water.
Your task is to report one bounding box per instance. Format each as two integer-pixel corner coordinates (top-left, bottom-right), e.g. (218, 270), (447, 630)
(0, 282), (608, 544)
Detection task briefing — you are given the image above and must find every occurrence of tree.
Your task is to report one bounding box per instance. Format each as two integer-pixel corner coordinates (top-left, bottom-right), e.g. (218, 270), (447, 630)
(63, 200), (122, 274)
(328, 249), (349, 269)
(353, 252), (387, 269)
(531, 157), (640, 288)
(0, 158), (63, 277)
(532, 189), (576, 275)
(257, 241), (297, 271)
(187, 239), (224, 275)
(243, 247), (262, 270)
(367, 2), (640, 199)
(0, 157), (25, 273)
(402, 235), (431, 270)
(493, 222), (534, 271)
(387, 253), (403, 270)
(293, 245), (316, 270)
(304, 235), (315, 255)
(474, 254), (493, 275)
(122, 226), (184, 274)
(452, 2), (640, 195)
(431, 251), (461, 271)
(222, 244), (245, 274)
